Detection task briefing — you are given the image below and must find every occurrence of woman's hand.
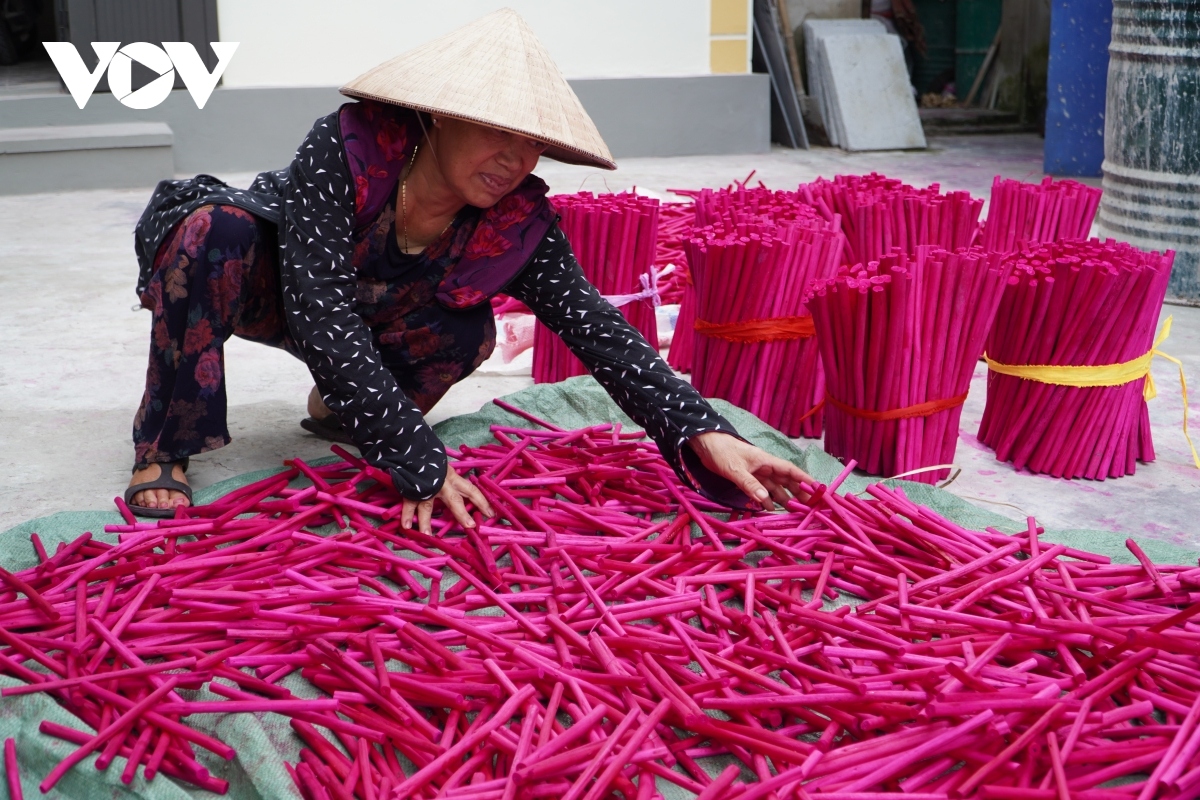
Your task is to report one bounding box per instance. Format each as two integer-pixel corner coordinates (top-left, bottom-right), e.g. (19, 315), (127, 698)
(400, 468), (495, 534)
(687, 431), (813, 510)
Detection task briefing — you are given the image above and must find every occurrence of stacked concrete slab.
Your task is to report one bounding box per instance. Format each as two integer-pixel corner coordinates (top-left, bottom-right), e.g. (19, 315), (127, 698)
(803, 19), (926, 151)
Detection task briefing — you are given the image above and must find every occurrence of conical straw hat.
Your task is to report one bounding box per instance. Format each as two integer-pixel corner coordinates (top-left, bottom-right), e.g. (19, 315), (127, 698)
(340, 8), (616, 170)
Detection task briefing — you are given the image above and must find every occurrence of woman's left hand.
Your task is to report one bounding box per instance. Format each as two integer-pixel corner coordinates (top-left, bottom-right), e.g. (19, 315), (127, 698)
(400, 467), (495, 534)
(687, 431), (813, 510)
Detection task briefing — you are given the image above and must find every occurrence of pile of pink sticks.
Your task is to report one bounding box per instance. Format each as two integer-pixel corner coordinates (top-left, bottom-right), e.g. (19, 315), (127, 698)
(533, 193), (661, 383)
(979, 238), (1174, 479)
(0, 402), (1197, 797)
(807, 247), (1014, 483)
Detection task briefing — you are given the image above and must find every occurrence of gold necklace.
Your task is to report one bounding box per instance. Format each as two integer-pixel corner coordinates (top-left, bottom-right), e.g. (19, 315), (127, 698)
(400, 143), (418, 254)
(399, 143), (453, 255)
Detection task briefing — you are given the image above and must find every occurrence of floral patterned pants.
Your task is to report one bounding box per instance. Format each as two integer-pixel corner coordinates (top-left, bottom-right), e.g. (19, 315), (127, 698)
(133, 204), (298, 469)
(133, 203), (498, 469)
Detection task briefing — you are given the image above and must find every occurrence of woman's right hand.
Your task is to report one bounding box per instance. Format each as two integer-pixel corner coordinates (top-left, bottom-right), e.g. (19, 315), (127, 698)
(400, 467), (495, 534)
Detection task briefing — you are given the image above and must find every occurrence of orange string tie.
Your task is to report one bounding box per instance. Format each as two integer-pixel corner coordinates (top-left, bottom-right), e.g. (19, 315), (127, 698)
(825, 390), (969, 422)
(693, 315), (816, 344)
(796, 399), (825, 424)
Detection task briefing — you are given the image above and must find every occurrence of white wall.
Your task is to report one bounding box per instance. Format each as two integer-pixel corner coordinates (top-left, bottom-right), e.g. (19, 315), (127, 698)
(216, 1), (712, 88)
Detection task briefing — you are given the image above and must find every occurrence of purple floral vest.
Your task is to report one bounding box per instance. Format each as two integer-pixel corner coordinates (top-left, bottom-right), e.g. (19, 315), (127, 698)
(338, 101), (557, 310)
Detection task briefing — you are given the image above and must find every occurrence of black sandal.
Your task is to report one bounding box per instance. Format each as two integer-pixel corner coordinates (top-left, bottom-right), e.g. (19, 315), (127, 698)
(125, 459), (192, 518)
(300, 414), (355, 445)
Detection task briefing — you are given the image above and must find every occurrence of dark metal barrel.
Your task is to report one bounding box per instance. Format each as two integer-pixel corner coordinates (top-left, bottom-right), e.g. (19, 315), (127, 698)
(1097, 0), (1200, 301)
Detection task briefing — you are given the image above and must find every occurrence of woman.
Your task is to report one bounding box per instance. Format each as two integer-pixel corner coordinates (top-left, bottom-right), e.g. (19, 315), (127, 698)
(125, 9), (810, 530)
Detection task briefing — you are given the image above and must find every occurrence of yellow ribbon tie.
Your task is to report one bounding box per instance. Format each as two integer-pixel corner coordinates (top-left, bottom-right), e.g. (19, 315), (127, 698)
(985, 316), (1198, 469)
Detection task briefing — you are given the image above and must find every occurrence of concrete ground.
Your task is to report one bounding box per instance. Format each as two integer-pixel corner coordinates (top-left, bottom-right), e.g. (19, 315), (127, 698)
(2, 134), (1198, 552)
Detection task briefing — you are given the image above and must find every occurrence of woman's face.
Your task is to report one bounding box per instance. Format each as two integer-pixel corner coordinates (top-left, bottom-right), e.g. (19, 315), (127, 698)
(429, 117), (547, 208)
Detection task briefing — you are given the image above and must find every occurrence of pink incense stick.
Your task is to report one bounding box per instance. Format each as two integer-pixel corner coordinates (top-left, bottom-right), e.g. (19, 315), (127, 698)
(3, 739), (19, 800)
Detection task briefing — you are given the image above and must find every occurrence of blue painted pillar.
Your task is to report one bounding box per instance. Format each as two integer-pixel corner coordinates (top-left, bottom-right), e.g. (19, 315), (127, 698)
(1043, 0), (1112, 176)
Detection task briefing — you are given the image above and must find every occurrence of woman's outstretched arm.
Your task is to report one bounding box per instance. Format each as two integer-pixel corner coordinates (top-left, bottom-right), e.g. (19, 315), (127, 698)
(505, 225), (809, 508)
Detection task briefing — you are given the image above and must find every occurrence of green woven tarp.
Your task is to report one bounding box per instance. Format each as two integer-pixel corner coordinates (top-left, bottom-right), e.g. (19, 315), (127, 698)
(1, 376), (1196, 797)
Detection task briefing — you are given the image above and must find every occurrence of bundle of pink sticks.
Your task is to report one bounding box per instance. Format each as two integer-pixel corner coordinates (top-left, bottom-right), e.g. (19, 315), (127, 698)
(807, 246), (1014, 483)
(668, 185), (837, 399)
(978, 238), (1173, 479)
(686, 201), (843, 437)
(980, 176), (1103, 254)
(533, 192), (661, 383)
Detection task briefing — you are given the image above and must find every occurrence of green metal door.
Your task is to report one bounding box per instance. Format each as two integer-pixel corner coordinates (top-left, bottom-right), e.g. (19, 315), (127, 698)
(956, 0), (1003, 98)
(912, 0), (956, 94)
